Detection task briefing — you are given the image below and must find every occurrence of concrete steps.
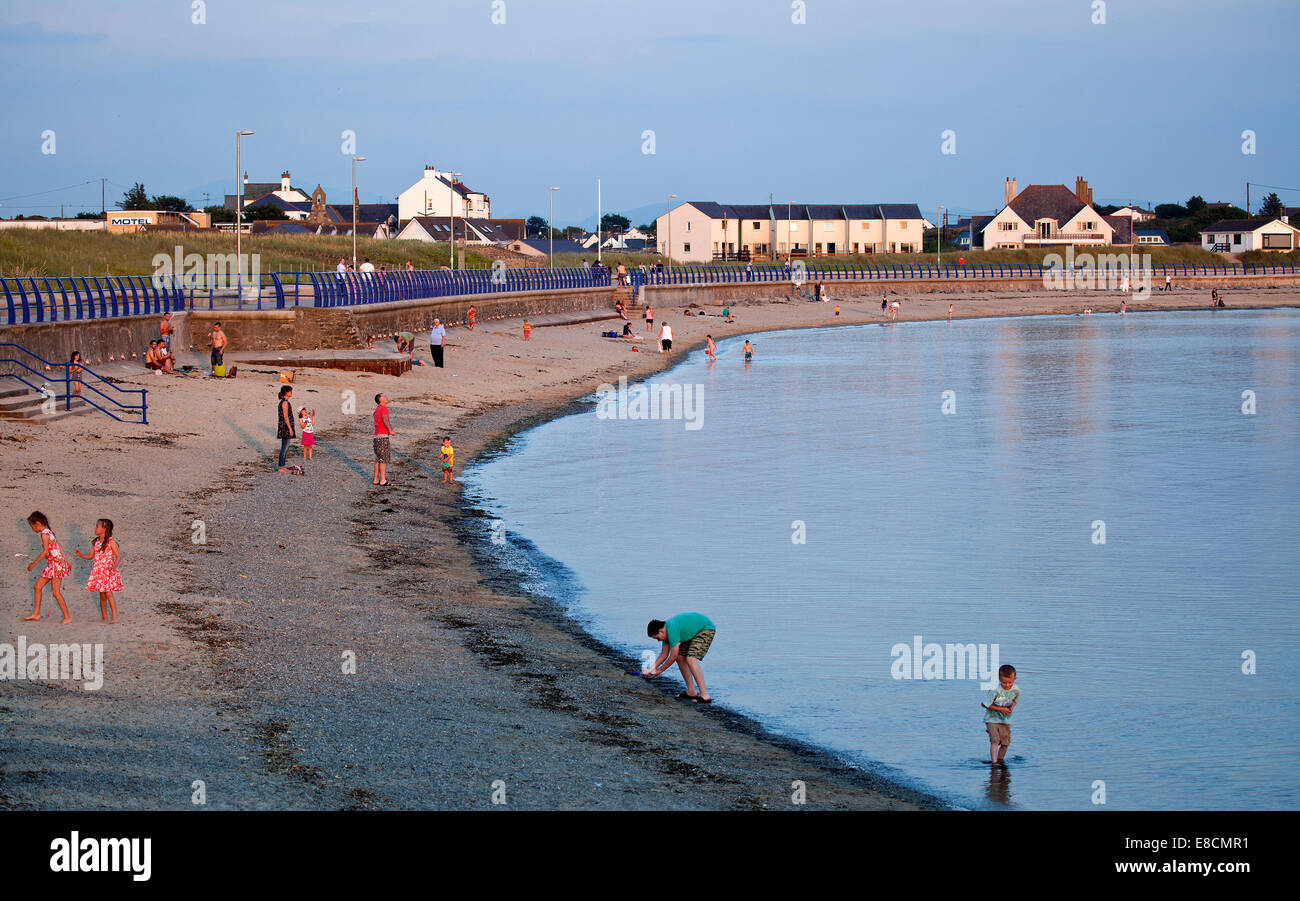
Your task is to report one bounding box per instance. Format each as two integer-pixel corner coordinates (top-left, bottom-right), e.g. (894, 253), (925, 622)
(0, 384), (102, 423)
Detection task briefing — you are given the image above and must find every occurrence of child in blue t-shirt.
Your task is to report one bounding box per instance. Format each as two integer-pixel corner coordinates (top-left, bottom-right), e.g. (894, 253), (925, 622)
(981, 664), (1020, 766)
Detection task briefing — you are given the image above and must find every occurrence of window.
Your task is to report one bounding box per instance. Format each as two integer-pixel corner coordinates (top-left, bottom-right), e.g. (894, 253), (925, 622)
(778, 242), (787, 253)
(823, 223), (833, 232)
(815, 243), (823, 253)
(852, 243), (859, 253)
(683, 242), (691, 252)
(899, 221), (908, 229)
(1234, 234), (1242, 245)
(721, 220), (728, 230)
(789, 223), (798, 231)
(1000, 221), (1015, 231)
(752, 221), (761, 229)
(861, 221), (870, 228)
(686, 221), (691, 231)
(1263, 233), (1293, 249)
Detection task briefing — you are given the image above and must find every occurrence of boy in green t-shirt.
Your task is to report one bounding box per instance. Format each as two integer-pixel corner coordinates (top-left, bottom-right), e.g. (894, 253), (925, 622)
(645, 612), (716, 703)
(981, 664), (1020, 766)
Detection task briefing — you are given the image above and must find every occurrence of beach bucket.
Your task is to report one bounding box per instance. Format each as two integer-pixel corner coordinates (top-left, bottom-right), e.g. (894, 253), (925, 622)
(213, 364), (227, 377)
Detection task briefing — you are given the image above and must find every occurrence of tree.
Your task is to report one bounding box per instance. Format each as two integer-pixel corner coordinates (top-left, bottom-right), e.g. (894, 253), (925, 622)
(204, 205), (235, 223)
(637, 222), (656, 235)
(1155, 203), (1187, 219)
(601, 213), (630, 232)
(562, 225), (586, 240)
(152, 194), (194, 213)
(117, 182), (150, 210)
(243, 203), (287, 221)
(1259, 192), (1284, 217)
(75, 211), (104, 220)
(526, 215), (549, 237)
(1186, 195), (1207, 214)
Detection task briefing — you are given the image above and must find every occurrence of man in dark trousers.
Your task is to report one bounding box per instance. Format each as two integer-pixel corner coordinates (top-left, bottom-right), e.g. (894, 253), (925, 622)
(644, 612), (716, 703)
(429, 318), (446, 368)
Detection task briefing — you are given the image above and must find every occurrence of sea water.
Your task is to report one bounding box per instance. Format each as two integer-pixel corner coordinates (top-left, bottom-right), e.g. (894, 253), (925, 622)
(463, 310), (1300, 810)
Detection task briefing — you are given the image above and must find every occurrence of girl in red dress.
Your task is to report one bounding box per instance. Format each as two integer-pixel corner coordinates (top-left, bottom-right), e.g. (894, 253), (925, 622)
(24, 511), (72, 624)
(76, 518), (123, 624)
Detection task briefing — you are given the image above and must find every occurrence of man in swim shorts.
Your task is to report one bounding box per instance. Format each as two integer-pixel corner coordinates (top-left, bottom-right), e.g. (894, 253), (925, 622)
(644, 612), (716, 703)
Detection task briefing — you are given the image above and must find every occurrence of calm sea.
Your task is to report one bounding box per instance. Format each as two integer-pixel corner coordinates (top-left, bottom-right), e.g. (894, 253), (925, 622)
(464, 310), (1300, 810)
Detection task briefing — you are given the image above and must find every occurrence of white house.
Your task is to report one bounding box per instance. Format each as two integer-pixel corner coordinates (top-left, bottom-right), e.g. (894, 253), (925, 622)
(397, 166), (491, 222)
(1111, 206), (1156, 223)
(979, 177), (1133, 249)
(1199, 218), (1300, 252)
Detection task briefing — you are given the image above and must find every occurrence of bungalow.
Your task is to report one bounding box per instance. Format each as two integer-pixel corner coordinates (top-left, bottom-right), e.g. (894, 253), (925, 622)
(505, 238), (589, 258)
(224, 171), (310, 211)
(1133, 228), (1170, 246)
(395, 216), (525, 244)
(979, 177), (1131, 249)
(1199, 218), (1300, 252)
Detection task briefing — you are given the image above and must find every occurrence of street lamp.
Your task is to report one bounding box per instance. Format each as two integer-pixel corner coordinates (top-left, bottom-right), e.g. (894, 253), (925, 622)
(351, 155), (367, 268)
(446, 171), (463, 270)
(937, 205), (946, 268)
(235, 130), (253, 291)
(548, 186), (559, 269)
(667, 193), (677, 277)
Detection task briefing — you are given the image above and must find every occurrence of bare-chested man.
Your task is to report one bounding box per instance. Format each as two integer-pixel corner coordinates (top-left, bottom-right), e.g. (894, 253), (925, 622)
(211, 322), (227, 369)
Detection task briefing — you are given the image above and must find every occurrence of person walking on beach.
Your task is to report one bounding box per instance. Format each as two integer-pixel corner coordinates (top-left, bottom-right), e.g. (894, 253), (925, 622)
(373, 393), (392, 486)
(659, 321), (673, 354)
(24, 511), (72, 624)
(69, 351), (83, 397)
(75, 518), (122, 624)
(705, 334), (716, 362)
(429, 319), (447, 367)
(644, 304), (654, 335)
(440, 437), (455, 484)
(276, 385), (295, 473)
(523, 320), (532, 341)
(644, 612), (716, 703)
(981, 664), (1020, 766)
(466, 306), (476, 330)
(1164, 274), (1172, 292)
(299, 407), (315, 461)
(211, 322), (227, 371)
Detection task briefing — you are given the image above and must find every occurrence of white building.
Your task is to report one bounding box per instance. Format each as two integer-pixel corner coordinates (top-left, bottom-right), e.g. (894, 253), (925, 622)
(654, 201), (925, 263)
(978, 177), (1131, 249)
(397, 166), (491, 222)
(1199, 218), (1300, 252)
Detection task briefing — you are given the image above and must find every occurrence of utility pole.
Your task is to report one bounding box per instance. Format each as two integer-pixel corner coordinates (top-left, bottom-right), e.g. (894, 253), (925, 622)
(101, 178), (106, 218)
(1246, 182), (1250, 215)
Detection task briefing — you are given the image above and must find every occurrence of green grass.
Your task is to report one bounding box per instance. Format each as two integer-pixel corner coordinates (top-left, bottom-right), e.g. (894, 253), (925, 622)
(0, 230), (492, 278)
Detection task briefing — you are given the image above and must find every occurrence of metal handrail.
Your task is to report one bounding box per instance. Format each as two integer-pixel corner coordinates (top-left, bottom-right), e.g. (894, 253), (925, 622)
(0, 342), (147, 423)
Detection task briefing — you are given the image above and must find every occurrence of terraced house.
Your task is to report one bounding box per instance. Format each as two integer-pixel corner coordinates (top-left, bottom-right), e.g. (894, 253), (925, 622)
(974, 178), (1132, 250)
(655, 202), (925, 263)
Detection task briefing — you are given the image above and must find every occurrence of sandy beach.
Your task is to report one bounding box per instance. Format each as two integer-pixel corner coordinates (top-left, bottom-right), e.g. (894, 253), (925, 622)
(2, 283), (1297, 810)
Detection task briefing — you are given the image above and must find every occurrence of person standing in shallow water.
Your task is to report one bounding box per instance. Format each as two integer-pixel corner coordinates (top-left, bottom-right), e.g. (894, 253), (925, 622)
(276, 385), (295, 472)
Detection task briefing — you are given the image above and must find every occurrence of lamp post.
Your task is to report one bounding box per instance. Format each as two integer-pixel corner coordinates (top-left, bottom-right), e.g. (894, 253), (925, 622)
(446, 171), (462, 270)
(351, 155), (367, 268)
(548, 186), (559, 269)
(666, 193), (677, 277)
(937, 205), (946, 268)
(235, 130), (253, 291)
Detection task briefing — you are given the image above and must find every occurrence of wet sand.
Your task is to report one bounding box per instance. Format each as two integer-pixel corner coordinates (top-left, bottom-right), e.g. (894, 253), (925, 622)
(2, 284), (1296, 809)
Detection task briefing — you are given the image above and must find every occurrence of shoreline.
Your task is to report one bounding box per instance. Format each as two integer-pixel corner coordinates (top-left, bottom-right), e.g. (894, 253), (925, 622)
(2, 288), (1297, 810)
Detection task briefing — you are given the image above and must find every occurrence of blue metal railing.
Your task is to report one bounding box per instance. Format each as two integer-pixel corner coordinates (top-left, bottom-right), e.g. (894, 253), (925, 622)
(6, 261), (1297, 325)
(0, 342), (148, 424)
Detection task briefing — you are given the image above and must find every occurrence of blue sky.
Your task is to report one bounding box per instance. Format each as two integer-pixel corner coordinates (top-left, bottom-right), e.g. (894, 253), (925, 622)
(1, 0), (1296, 225)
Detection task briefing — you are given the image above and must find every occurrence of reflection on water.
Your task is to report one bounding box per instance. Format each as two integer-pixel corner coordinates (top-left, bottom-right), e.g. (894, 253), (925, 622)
(465, 311), (1300, 810)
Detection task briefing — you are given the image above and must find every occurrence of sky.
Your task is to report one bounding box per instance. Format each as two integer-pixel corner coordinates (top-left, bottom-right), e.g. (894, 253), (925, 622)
(1, 0), (1297, 225)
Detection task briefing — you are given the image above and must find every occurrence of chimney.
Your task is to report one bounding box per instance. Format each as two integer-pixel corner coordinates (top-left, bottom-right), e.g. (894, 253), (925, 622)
(1004, 177), (1017, 206)
(1076, 177), (1091, 205)
(243, 171), (249, 185)
(353, 186), (360, 209)
(281, 171), (291, 191)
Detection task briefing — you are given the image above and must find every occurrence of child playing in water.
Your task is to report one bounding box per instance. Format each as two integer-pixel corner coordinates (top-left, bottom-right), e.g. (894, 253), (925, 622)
(299, 408), (315, 461)
(705, 335), (716, 361)
(743, 340), (753, 362)
(441, 437), (455, 483)
(24, 511), (72, 624)
(981, 664), (1020, 765)
(75, 518), (122, 623)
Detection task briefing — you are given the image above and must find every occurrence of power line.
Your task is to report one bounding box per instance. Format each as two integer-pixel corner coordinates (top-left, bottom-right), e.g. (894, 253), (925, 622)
(1247, 182), (1300, 194)
(0, 179), (102, 203)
